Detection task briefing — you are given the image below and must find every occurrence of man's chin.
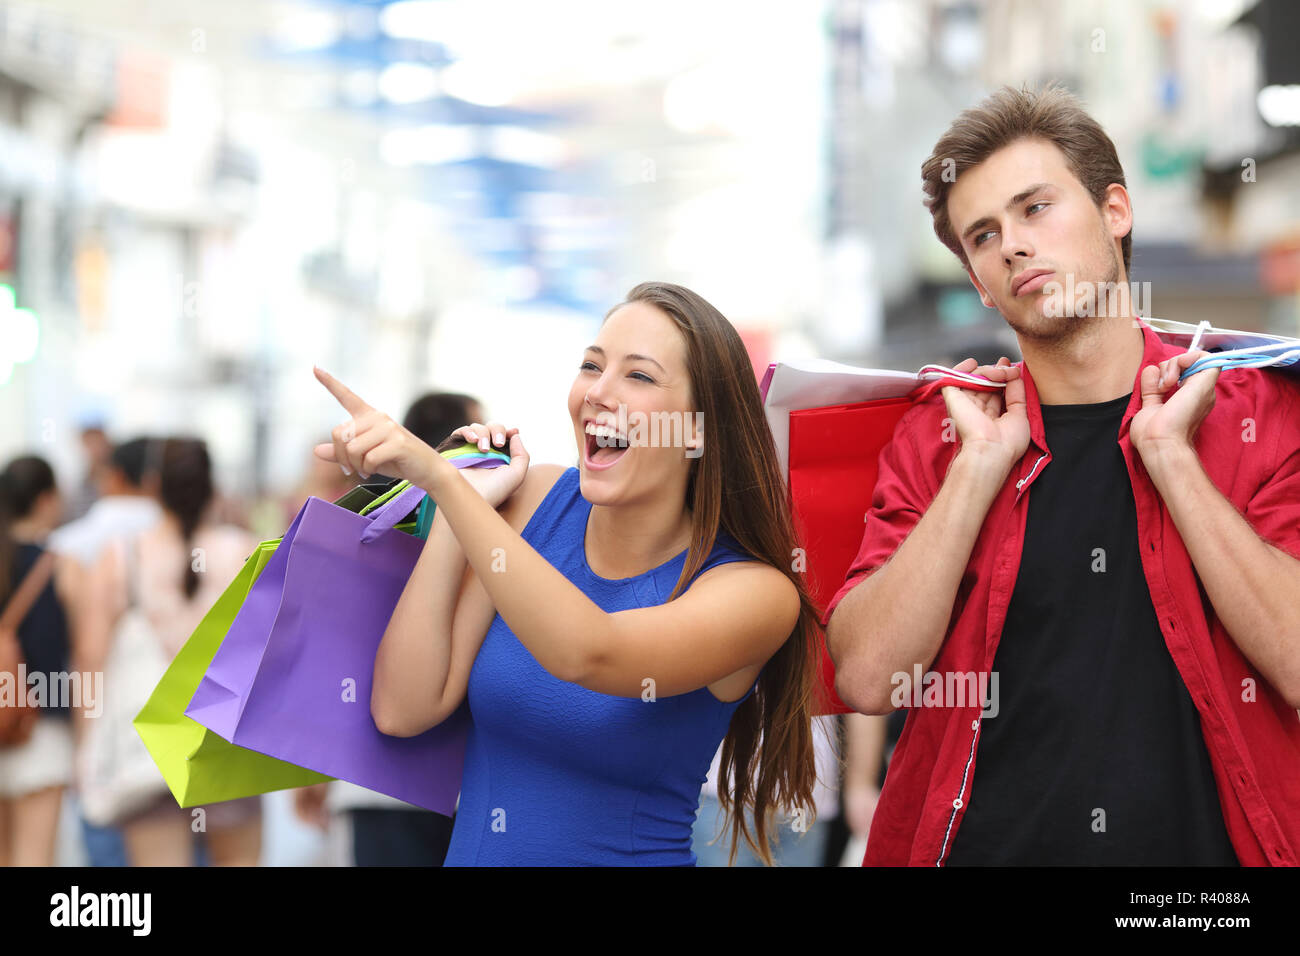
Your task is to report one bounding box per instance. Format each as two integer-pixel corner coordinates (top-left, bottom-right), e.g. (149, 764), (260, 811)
(1001, 300), (1086, 341)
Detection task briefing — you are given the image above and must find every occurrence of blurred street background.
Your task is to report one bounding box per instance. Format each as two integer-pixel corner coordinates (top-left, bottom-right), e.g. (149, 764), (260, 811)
(1, 0), (1298, 865)
(4, 0), (1300, 490)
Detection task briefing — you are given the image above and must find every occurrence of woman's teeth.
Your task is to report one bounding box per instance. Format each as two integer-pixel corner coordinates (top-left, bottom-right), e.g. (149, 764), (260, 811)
(584, 423), (628, 447)
(584, 422), (630, 464)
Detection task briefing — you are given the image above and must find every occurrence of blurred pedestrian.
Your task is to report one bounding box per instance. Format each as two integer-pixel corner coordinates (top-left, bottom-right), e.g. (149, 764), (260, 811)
(48, 436), (163, 570)
(81, 437), (261, 865)
(838, 712), (889, 866)
(61, 420), (113, 524)
(0, 455), (75, 866)
(48, 436), (163, 867)
(692, 714), (843, 866)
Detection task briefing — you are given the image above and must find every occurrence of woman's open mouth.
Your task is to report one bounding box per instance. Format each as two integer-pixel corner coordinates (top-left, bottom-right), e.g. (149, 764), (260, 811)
(583, 422), (630, 470)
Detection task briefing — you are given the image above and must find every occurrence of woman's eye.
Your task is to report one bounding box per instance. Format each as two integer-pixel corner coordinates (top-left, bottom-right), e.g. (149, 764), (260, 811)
(629, 371), (654, 383)
(580, 361), (599, 372)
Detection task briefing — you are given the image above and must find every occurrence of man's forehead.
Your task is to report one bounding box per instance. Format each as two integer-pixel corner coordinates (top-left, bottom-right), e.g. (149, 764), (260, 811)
(949, 139), (1073, 222)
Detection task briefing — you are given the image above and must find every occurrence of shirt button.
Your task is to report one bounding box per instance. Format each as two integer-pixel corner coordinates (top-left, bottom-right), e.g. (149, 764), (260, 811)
(952, 798), (964, 810)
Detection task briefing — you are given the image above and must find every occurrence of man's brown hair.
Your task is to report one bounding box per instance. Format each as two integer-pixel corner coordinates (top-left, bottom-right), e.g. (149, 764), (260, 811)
(921, 84), (1132, 274)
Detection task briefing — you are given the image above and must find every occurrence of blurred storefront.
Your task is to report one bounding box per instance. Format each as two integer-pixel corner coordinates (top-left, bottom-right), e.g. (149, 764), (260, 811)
(1, 0), (829, 500)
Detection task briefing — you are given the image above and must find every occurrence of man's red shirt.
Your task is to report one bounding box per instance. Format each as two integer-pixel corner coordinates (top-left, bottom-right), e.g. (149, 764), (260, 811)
(824, 320), (1300, 866)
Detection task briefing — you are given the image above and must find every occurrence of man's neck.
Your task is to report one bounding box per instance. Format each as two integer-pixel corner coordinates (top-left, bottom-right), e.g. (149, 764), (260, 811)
(1017, 317), (1146, 406)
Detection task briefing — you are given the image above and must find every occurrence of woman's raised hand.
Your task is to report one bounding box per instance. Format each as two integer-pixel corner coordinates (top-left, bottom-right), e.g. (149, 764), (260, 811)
(312, 366), (531, 508)
(313, 366), (442, 490)
(444, 421), (530, 509)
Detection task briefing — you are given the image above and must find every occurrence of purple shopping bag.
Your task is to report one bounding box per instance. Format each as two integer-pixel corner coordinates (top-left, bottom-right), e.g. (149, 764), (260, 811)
(185, 485), (468, 814)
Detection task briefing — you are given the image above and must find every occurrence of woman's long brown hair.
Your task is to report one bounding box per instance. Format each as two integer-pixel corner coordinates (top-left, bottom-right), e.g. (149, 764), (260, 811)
(615, 282), (823, 865)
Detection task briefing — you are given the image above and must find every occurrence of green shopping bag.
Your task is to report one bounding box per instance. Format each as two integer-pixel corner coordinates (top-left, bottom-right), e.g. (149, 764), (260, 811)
(131, 474), (428, 808)
(132, 538), (333, 807)
(133, 450), (495, 807)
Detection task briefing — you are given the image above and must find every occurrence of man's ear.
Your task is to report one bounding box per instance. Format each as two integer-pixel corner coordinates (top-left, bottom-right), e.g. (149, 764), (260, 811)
(1103, 183), (1132, 253)
(966, 267), (995, 309)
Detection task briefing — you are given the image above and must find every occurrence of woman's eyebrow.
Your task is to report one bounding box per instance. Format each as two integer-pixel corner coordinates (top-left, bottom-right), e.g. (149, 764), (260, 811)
(585, 345), (666, 374)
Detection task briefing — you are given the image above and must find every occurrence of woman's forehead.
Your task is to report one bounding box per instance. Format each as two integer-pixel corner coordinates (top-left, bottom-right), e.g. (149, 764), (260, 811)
(596, 302), (687, 364)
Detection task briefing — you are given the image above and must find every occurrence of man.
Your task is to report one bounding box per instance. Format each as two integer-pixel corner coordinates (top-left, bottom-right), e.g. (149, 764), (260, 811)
(825, 85), (1300, 866)
(48, 437), (162, 570)
(61, 420), (113, 524)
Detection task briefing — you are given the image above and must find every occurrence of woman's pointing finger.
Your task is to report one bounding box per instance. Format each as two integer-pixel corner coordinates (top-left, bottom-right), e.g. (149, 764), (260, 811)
(314, 365), (372, 416)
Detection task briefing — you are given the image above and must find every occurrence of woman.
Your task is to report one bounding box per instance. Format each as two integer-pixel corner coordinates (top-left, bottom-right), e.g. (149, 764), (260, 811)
(0, 455), (75, 867)
(0, 455), (75, 868)
(315, 282), (822, 865)
(84, 438), (262, 865)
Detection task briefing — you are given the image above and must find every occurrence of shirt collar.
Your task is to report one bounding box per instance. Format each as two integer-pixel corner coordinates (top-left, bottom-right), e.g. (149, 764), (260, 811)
(1017, 319), (1180, 455)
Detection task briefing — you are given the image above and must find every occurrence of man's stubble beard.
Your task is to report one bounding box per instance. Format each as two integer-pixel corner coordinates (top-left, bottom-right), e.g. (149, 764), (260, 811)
(999, 227), (1122, 353)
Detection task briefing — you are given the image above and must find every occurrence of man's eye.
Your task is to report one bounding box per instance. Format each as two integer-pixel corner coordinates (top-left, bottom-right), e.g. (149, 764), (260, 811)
(973, 230), (995, 246)
(1027, 202), (1048, 215)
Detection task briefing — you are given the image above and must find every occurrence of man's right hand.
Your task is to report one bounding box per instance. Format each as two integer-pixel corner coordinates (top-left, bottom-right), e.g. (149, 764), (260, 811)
(942, 356), (1030, 476)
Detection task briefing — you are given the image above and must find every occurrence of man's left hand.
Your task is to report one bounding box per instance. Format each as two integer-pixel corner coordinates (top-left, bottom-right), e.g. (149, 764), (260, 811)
(1130, 350), (1220, 476)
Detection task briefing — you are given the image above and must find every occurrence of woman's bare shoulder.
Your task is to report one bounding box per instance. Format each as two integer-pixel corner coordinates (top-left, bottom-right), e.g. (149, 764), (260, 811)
(500, 464), (570, 533)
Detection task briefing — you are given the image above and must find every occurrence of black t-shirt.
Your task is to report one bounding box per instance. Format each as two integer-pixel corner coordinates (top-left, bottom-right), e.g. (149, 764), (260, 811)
(8, 542), (72, 719)
(946, 393), (1237, 865)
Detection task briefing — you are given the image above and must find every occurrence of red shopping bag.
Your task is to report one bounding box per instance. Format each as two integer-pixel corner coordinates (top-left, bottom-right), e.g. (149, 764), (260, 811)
(759, 360), (1000, 714)
(789, 396), (917, 714)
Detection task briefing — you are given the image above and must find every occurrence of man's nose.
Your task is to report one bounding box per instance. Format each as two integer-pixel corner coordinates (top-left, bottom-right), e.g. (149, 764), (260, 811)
(1000, 221), (1033, 263)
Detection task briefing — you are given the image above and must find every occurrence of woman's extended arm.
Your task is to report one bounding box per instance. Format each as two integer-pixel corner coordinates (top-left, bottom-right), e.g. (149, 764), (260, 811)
(426, 467), (799, 698)
(371, 462), (568, 737)
(314, 367), (798, 704)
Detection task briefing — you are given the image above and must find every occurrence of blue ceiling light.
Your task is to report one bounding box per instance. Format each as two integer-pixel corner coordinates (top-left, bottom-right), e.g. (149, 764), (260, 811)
(355, 94), (563, 127)
(258, 34), (453, 69)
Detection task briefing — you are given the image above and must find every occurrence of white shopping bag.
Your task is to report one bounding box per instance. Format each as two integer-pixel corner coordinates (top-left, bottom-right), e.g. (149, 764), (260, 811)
(759, 359), (1001, 475)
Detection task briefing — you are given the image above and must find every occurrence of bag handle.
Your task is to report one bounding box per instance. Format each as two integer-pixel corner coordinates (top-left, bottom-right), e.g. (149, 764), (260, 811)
(361, 484), (428, 543)
(908, 369), (1005, 405)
